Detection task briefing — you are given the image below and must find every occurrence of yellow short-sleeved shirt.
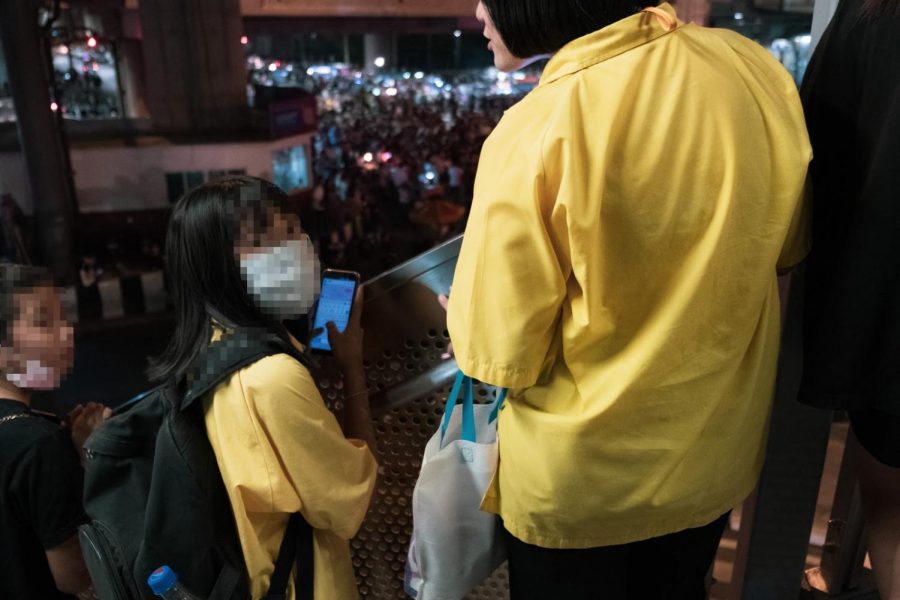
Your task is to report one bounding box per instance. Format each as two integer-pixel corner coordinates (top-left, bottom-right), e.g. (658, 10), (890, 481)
(448, 4), (811, 549)
(203, 342), (378, 599)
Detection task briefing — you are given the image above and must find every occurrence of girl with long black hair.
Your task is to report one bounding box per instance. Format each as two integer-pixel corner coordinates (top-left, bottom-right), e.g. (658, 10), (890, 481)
(150, 176), (378, 600)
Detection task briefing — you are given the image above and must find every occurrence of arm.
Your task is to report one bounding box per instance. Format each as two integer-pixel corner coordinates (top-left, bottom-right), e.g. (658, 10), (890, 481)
(775, 176), (811, 326)
(776, 176), (812, 275)
(327, 285), (379, 457)
(14, 432), (90, 595)
(45, 534), (91, 595)
(447, 135), (568, 390)
(337, 363), (378, 458)
(241, 355), (379, 539)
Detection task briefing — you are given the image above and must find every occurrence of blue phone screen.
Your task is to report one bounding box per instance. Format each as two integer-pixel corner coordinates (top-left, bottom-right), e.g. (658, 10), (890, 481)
(310, 277), (357, 351)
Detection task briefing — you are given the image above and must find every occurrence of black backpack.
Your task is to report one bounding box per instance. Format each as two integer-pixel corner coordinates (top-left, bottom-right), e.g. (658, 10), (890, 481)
(79, 328), (314, 600)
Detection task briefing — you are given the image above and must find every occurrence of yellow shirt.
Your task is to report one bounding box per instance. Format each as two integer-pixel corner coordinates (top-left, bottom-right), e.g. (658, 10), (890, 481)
(448, 4), (811, 549)
(203, 346), (378, 599)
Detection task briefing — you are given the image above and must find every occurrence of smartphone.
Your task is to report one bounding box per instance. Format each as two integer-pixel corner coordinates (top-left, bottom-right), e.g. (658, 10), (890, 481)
(309, 269), (361, 354)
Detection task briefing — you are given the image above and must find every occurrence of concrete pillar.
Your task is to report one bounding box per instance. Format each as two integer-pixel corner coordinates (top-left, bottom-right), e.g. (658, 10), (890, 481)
(116, 11), (150, 120)
(0, 0), (77, 283)
(138, 0), (248, 132)
(116, 39), (150, 120)
(364, 33), (393, 71)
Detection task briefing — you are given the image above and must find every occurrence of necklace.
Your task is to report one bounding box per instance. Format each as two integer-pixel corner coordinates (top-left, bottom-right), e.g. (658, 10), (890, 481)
(0, 413), (29, 426)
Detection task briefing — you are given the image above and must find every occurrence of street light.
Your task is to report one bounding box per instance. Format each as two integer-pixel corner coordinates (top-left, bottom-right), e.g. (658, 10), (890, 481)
(374, 56), (386, 68)
(453, 30), (462, 38)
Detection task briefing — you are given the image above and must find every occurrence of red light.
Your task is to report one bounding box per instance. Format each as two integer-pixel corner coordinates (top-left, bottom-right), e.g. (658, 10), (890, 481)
(87, 36), (98, 48)
(240, 35), (249, 45)
(50, 101), (59, 112)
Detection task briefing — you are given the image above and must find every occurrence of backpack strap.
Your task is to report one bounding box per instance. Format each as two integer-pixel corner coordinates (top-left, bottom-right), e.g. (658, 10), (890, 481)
(264, 512), (314, 600)
(181, 328), (304, 411)
(113, 386), (169, 416)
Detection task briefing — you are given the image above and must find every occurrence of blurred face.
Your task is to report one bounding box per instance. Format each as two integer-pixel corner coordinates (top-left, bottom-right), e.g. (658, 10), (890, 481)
(236, 208), (303, 261)
(236, 207), (321, 319)
(477, 1), (530, 72)
(0, 286), (75, 390)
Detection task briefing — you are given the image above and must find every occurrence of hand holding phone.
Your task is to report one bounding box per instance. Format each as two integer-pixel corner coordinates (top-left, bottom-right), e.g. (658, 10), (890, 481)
(327, 286), (365, 372)
(310, 270), (361, 358)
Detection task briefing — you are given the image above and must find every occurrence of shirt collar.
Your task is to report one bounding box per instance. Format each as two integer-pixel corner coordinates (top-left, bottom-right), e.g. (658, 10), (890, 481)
(539, 3), (683, 88)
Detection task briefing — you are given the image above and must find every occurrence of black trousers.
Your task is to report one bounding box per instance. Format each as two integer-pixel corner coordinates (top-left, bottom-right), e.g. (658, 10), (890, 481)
(503, 513), (730, 600)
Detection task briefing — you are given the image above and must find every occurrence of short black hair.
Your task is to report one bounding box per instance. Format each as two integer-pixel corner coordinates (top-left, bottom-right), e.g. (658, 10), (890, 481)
(482, 0), (655, 59)
(0, 264), (53, 343)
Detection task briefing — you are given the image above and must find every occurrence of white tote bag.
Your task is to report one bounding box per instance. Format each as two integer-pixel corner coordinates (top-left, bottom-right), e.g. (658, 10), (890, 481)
(405, 371), (508, 600)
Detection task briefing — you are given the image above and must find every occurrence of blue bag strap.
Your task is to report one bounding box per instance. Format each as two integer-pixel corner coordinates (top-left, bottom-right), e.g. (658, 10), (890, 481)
(439, 371), (478, 444)
(440, 371), (466, 444)
(489, 388), (508, 424)
(441, 370), (509, 444)
(460, 377), (476, 443)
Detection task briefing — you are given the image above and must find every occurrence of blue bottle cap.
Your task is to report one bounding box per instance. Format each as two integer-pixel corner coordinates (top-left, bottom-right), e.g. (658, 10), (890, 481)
(147, 565), (177, 596)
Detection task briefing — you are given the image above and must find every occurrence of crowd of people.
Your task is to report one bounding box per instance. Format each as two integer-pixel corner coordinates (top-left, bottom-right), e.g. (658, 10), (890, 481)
(1, 0), (898, 600)
(55, 69), (528, 286)
(301, 71), (527, 278)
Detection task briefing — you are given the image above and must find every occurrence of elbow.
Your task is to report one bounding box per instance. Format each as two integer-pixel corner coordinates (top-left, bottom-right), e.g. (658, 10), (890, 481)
(46, 534), (93, 595)
(55, 571), (91, 596)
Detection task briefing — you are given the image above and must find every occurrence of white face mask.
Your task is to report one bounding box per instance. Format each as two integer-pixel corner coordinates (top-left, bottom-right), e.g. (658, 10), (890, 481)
(240, 238), (321, 319)
(6, 359), (58, 390)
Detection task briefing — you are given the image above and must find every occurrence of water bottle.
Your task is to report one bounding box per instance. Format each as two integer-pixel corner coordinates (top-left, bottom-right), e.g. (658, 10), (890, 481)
(147, 566), (203, 600)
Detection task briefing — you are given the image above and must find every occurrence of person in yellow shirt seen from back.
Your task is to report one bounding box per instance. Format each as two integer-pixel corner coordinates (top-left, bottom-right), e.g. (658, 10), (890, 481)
(149, 176), (378, 600)
(447, 2), (812, 598)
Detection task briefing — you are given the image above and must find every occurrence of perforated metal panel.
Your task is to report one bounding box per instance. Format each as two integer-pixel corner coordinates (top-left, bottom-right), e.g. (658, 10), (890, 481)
(315, 236), (510, 600)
